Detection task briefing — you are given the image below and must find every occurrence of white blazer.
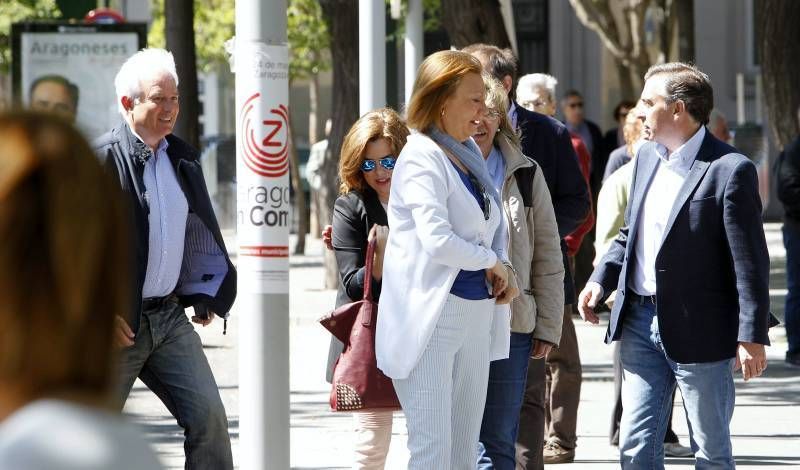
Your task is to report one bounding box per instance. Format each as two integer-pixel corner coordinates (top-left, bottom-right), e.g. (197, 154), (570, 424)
(376, 133), (511, 380)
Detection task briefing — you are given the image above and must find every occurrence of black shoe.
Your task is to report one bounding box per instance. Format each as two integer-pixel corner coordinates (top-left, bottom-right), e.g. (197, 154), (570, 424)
(787, 351), (800, 367)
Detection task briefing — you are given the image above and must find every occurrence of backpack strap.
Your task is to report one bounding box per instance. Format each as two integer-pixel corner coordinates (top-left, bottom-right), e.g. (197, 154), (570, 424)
(513, 156), (539, 208)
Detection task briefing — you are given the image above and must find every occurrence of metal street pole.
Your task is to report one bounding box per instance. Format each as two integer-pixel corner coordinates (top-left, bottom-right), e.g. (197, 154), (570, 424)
(234, 0), (290, 469)
(359, 0), (386, 115)
(404, 0), (423, 106)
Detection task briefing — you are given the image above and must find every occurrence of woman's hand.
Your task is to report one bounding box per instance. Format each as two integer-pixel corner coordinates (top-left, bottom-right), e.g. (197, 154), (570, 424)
(322, 225), (333, 251)
(486, 260), (508, 300)
(495, 264), (519, 305)
(368, 224), (389, 280)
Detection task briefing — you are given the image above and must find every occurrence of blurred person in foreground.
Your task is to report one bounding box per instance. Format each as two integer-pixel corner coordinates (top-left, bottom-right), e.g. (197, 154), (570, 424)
(325, 108), (409, 469)
(594, 104), (692, 458)
(376, 50), (518, 469)
(579, 62), (772, 469)
(475, 76), (564, 469)
(0, 111), (161, 470)
(95, 48), (236, 469)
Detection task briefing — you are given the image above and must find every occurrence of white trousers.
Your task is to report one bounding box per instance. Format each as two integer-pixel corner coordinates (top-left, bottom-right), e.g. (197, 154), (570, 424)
(352, 410), (394, 469)
(393, 294), (494, 470)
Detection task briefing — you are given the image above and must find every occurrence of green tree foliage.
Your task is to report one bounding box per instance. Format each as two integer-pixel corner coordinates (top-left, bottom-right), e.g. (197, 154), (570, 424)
(0, 0), (61, 73)
(287, 0), (331, 81)
(148, 0), (234, 72)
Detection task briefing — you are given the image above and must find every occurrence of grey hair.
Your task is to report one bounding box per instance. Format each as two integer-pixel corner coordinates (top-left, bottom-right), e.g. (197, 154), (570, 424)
(516, 73), (558, 103)
(114, 48), (179, 116)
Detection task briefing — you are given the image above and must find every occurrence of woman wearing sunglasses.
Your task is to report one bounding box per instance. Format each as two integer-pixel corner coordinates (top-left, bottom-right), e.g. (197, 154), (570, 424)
(474, 77), (565, 469)
(375, 50), (519, 469)
(324, 108), (408, 469)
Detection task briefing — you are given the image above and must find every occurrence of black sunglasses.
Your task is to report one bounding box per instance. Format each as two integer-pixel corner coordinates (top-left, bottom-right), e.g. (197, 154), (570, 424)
(361, 156), (397, 172)
(468, 173), (491, 221)
(568, 102), (584, 109)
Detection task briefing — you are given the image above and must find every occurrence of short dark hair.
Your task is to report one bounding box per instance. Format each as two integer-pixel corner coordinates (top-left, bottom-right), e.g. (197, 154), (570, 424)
(462, 43), (518, 85)
(613, 100), (637, 120)
(562, 89), (583, 101)
(644, 62), (713, 125)
(29, 74), (80, 110)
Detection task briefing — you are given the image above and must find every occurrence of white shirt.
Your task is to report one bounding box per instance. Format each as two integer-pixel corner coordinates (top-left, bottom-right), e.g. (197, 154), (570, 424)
(630, 126), (705, 295)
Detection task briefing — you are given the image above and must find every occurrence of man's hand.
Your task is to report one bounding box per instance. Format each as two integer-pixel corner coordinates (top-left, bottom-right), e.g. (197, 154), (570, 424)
(192, 310), (216, 327)
(531, 339), (554, 359)
(578, 281), (604, 324)
(487, 261), (509, 301)
(322, 225), (333, 251)
(734, 342), (767, 381)
(114, 315), (135, 348)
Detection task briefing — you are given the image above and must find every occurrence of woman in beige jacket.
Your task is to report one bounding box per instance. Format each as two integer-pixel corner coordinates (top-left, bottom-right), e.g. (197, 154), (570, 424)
(475, 76), (565, 468)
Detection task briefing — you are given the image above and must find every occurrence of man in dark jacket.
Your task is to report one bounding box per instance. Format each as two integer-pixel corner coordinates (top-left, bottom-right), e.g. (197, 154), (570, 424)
(95, 48), (236, 470)
(464, 44), (591, 468)
(776, 109), (800, 367)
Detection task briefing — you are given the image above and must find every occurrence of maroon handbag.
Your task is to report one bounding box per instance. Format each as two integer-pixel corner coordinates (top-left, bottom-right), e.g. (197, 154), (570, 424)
(319, 238), (401, 411)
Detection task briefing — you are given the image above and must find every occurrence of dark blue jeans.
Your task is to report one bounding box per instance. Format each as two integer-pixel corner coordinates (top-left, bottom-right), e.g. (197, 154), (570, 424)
(477, 332), (534, 470)
(117, 298), (233, 470)
(784, 223), (800, 355)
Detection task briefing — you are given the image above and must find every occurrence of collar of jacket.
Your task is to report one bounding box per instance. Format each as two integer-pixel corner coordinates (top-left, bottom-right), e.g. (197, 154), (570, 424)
(114, 122), (199, 170)
(496, 134), (534, 180)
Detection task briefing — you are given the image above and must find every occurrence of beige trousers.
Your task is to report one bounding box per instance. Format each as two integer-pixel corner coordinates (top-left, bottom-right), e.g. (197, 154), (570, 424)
(353, 410), (393, 469)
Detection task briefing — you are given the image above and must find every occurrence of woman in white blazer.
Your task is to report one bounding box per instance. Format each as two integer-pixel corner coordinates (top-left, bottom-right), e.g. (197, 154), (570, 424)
(375, 50), (519, 469)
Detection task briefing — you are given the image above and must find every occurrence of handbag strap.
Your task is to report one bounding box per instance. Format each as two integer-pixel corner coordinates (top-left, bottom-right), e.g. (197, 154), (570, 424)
(363, 237), (377, 301)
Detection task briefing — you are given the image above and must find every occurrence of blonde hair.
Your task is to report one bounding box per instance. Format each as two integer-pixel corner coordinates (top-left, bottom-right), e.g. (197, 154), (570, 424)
(406, 50), (483, 132)
(483, 74), (521, 149)
(339, 108), (409, 194)
(0, 111), (130, 400)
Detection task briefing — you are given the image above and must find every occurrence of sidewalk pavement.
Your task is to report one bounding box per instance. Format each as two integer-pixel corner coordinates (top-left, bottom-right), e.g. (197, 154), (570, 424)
(125, 223), (800, 469)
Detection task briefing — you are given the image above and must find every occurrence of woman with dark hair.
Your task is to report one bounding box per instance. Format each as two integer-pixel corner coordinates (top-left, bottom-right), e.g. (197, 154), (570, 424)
(325, 108), (409, 469)
(0, 111), (161, 469)
(375, 50), (518, 468)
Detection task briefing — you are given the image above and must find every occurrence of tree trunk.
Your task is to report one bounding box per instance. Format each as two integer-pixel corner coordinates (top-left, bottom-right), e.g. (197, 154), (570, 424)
(615, 59), (637, 101)
(757, 0), (800, 150)
(675, 0), (694, 62)
(440, 0), (511, 49)
(309, 71), (321, 238)
(165, 0), (200, 150)
(320, 0), (359, 289)
(309, 69), (319, 145)
(288, 119), (308, 254)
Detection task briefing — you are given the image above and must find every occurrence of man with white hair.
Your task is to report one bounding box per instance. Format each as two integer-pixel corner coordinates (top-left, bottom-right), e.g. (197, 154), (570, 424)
(95, 48), (236, 469)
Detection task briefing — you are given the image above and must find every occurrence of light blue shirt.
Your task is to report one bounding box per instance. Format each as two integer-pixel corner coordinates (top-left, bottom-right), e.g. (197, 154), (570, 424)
(486, 145), (509, 260)
(139, 136), (189, 298)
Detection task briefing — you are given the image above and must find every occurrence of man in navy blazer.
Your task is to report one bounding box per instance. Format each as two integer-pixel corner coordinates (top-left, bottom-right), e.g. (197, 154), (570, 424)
(579, 63), (771, 469)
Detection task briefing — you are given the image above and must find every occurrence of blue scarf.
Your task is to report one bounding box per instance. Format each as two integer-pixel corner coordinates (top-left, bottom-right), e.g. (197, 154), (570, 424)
(428, 127), (507, 262)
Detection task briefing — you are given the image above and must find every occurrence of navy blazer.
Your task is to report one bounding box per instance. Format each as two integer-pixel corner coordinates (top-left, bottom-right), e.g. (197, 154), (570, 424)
(590, 130), (772, 363)
(514, 103), (591, 305)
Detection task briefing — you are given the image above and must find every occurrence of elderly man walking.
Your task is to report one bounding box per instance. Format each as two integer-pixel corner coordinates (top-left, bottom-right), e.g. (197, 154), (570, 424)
(95, 48), (236, 469)
(579, 62), (772, 469)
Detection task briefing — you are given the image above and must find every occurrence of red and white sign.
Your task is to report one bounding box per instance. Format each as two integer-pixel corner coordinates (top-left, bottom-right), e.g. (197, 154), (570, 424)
(235, 42), (290, 294)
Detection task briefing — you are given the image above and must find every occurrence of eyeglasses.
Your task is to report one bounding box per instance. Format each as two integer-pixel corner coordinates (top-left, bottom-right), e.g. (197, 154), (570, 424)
(468, 173), (491, 221)
(521, 99), (550, 110)
(360, 156), (397, 172)
(567, 102), (584, 109)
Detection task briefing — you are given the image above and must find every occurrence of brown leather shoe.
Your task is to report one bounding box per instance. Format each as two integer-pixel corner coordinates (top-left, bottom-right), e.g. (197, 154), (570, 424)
(543, 441), (575, 464)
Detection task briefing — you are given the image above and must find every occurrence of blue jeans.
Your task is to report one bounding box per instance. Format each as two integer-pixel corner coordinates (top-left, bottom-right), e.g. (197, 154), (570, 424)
(784, 224), (800, 355)
(477, 332), (534, 470)
(117, 298), (233, 470)
(619, 300), (735, 470)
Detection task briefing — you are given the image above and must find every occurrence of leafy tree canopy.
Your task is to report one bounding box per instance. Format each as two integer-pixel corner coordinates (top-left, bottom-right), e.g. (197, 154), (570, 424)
(0, 0), (61, 73)
(287, 0), (331, 81)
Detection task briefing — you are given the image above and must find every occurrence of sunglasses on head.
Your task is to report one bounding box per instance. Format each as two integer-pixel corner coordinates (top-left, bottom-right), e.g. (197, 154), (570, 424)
(360, 156), (397, 172)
